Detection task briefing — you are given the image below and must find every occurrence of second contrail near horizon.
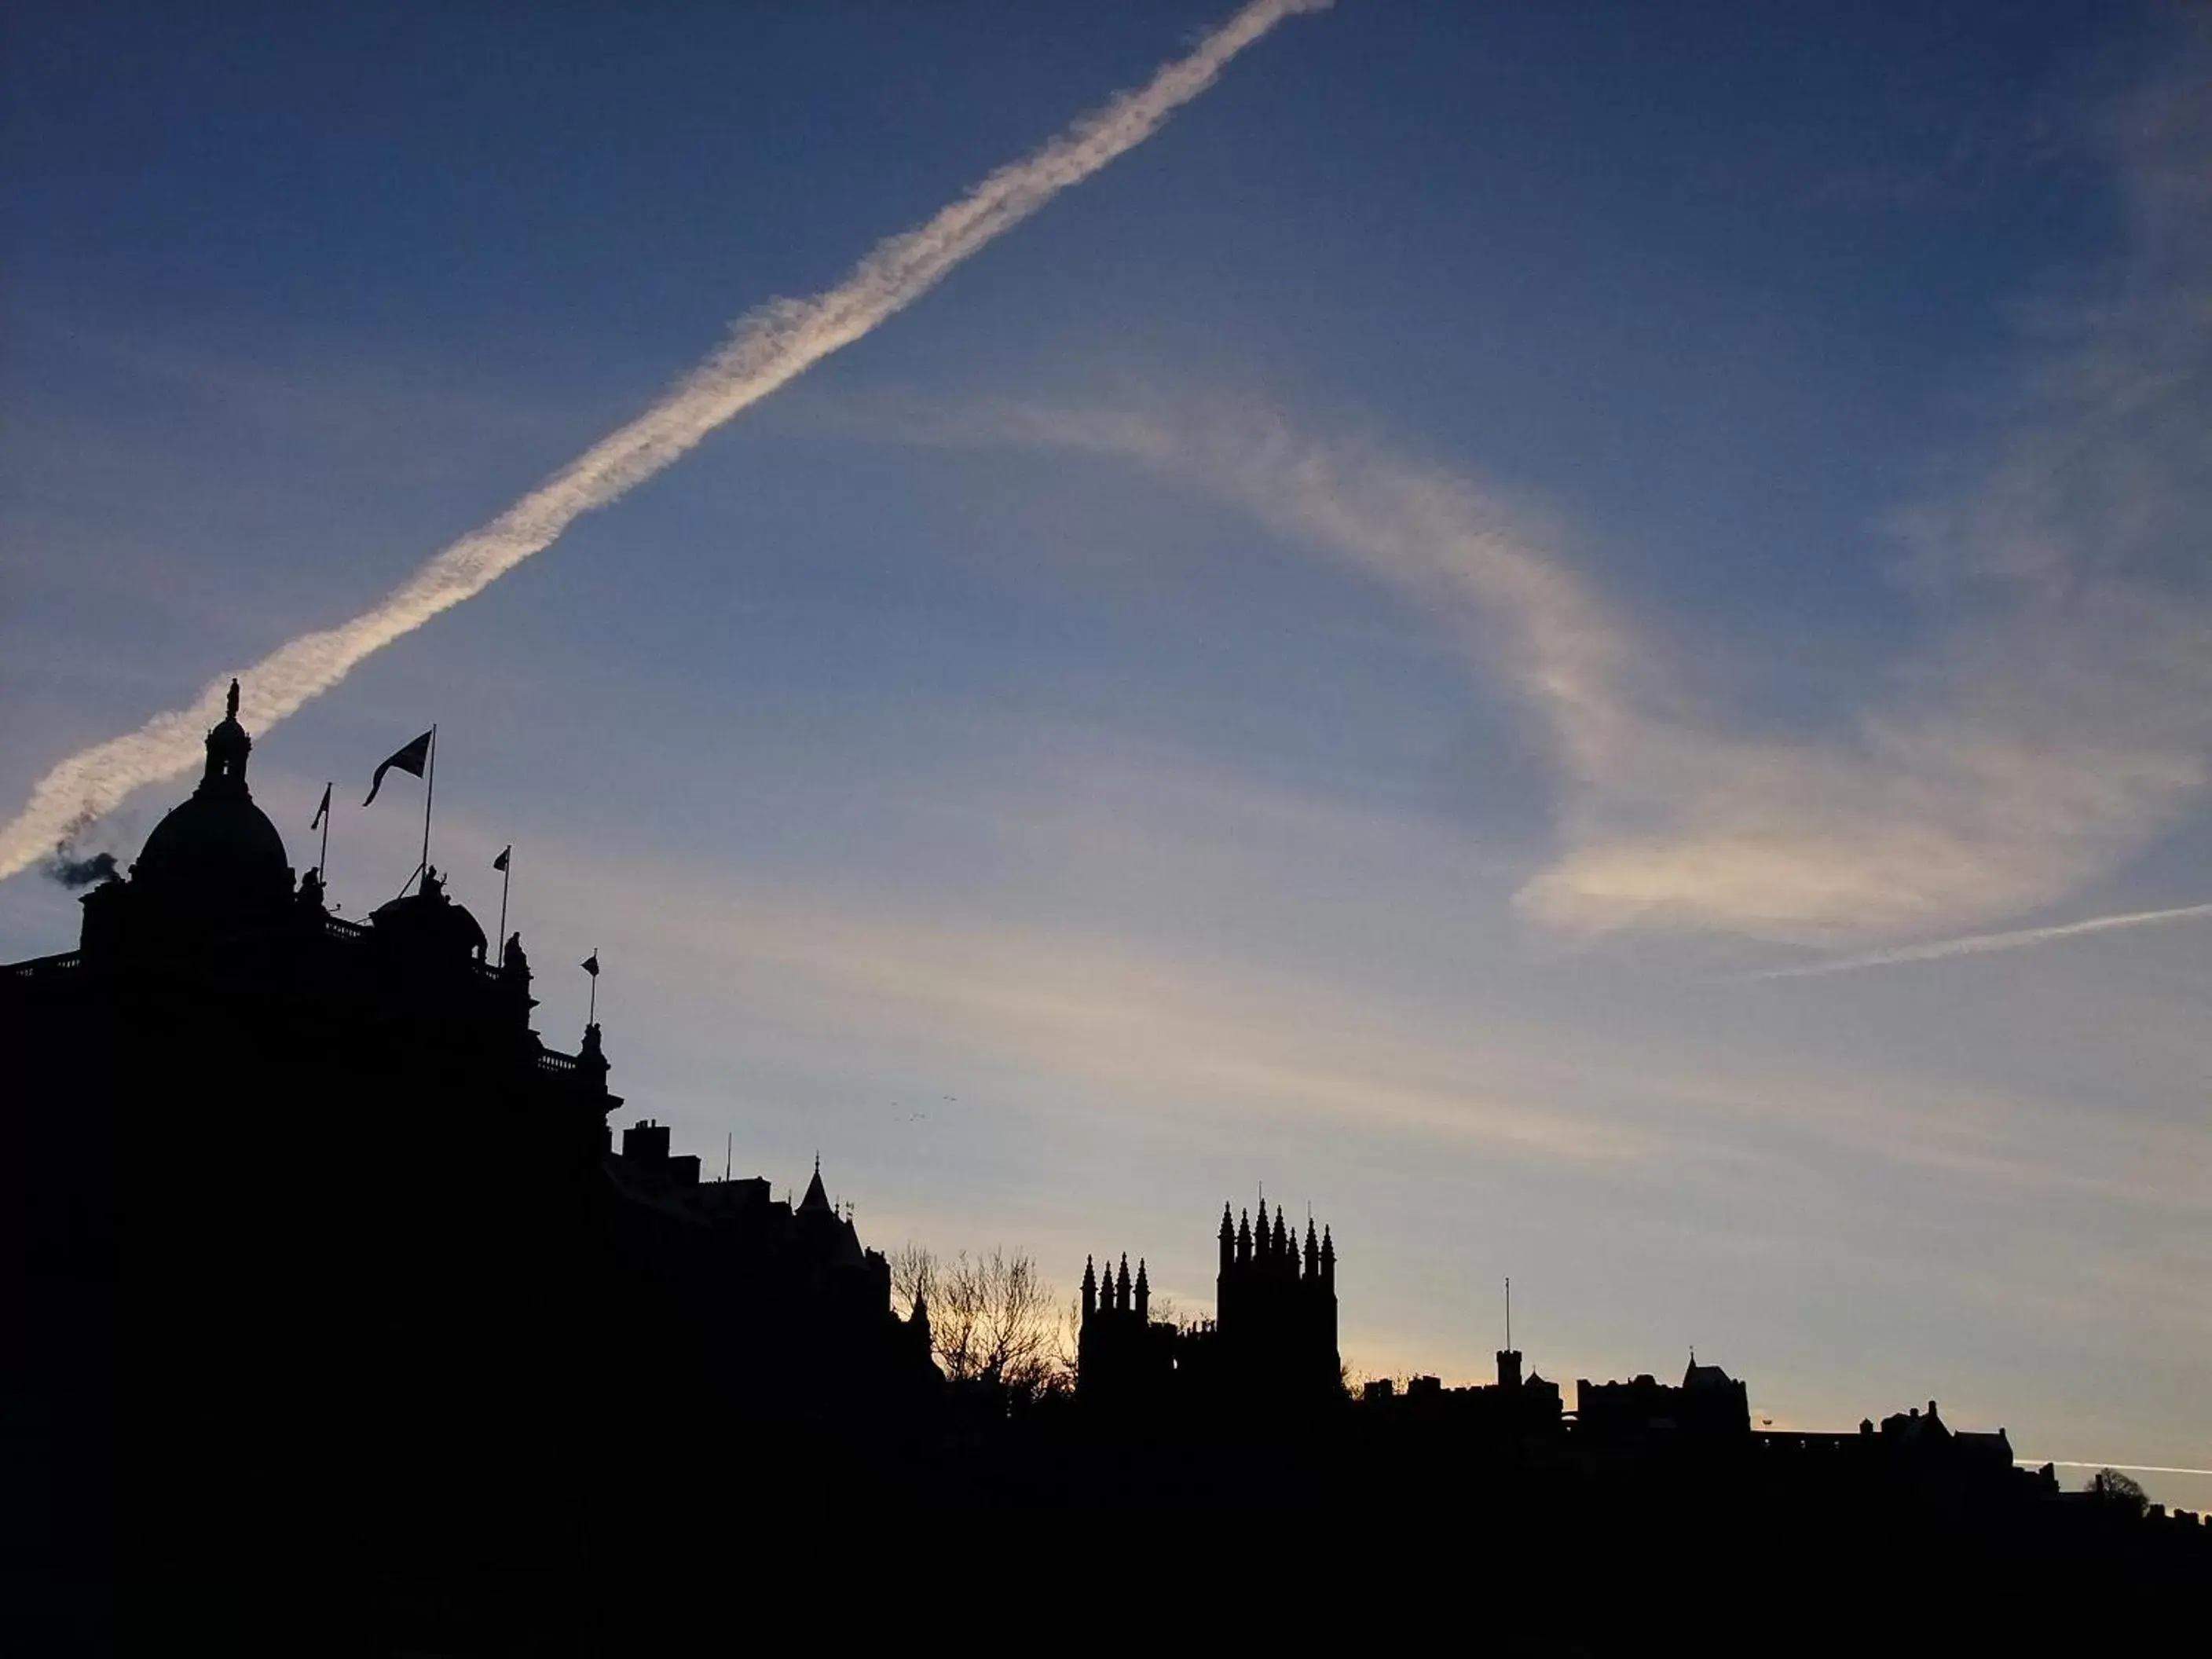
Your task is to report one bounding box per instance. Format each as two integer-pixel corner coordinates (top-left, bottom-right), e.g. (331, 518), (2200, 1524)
(1751, 900), (2212, 980)
(0, 0), (1330, 883)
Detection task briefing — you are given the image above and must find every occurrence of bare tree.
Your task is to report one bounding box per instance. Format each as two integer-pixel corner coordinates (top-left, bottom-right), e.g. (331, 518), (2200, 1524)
(897, 1243), (1071, 1402)
(2085, 1467), (2148, 1515)
(889, 1242), (937, 1323)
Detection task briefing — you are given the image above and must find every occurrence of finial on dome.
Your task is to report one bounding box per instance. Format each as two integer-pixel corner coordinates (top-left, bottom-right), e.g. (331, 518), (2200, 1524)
(197, 679), (253, 797)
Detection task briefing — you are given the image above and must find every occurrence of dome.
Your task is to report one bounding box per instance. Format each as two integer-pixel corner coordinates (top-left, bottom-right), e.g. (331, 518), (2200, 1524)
(368, 867), (489, 963)
(132, 679), (292, 896)
(136, 793), (292, 892)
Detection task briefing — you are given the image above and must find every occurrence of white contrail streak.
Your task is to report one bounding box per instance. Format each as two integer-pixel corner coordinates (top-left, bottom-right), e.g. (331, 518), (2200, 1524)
(0, 0), (1330, 883)
(1752, 901), (2212, 980)
(2022, 1460), (2212, 1478)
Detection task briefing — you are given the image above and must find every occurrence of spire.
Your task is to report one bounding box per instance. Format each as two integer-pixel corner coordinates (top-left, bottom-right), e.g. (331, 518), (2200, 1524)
(1134, 1257), (1150, 1321)
(1219, 1203), (1236, 1272)
(798, 1154), (831, 1214)
(1115, 1253), (1131, 1313)
(1236, 1208), (1252, 1265)
(1271, 1207), (1288, 1265)
(1304, 1217), (1320, 1277)
(1082, 1254), (1097, 1321)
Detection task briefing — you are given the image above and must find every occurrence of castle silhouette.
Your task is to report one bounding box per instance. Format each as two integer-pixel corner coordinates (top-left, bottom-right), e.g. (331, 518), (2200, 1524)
(1077, 1199), (1339, 1412)
(3, 687), (2203, 1652)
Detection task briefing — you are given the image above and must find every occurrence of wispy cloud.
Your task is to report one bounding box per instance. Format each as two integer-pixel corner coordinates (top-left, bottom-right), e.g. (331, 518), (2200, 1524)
(0, 0), (1329, 884)
(1749, 899), (2212, 980)
(385, 737), (2211, 1218)
(855, 391), (2207, 948)
(848, 35), (2212, 951)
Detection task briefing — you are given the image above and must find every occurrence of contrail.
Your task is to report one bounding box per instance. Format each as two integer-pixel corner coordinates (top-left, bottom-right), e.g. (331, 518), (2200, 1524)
(2023, 1460), (2212, 1478)
(0, 0), (1330, 884)
(1752, 901), (2212, 980)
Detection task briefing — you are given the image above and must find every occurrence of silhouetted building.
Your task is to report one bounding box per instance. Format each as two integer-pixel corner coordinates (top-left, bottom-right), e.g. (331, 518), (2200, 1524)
(9, 687), (2205, 1650)
(1355, 1346), (1563, 1446)
(1210, 1198), (1339, 1404)
(1, 683), (932, 1646)
(1751, 1400), (2021, 1489)
(1577, 1355), (1751, 1443)
(1079, 1198), (1340, 1412)
(1076, 1251), (1176, 1408)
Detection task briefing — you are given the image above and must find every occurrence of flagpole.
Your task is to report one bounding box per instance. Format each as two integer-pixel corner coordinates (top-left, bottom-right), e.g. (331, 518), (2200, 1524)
(588, 949), (598, 1026)
(419, 725), (438, 893)
(496, 852), (511, 967)
(318, 782), (331, 884)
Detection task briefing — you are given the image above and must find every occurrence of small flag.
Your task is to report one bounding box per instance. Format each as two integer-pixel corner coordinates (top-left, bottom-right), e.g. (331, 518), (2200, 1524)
(364, 729), (434, 806)
(310, 783), (331, 830)
(581, 952), (600, 977)
(493, 845), (510, 873)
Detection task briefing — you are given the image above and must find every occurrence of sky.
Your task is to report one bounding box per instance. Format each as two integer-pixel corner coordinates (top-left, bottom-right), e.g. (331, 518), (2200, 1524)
(4, 2), (2209, 1507)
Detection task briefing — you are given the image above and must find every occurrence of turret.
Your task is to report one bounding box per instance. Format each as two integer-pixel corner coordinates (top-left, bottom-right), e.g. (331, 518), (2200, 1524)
(202, 679), (251, 794)
(1304, 1217), (1320, 1278)
(910, 1285), (932, 1358)
(1320, 1225), (1335, 1287)
(1271, 1208), (1288, 1268)
(1115, 1254), (1131, 1313)
(1236, 1209), (1252, 1265)
(1219, 1203), (1236, 1273)
(1134, 1258), (1150, 1321)
(1082, 1254), (1097, 1322)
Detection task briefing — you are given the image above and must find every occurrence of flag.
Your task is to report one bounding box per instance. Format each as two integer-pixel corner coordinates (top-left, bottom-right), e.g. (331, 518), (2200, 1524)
(309, 783), (331, 830)
(492, 845), (510, 873)
(581, 952), (599, 977)
(364, 730), (433, 806)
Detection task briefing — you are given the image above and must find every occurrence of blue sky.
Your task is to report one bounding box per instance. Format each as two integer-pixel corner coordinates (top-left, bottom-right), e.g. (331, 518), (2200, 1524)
(5, 2), (2209, 1503)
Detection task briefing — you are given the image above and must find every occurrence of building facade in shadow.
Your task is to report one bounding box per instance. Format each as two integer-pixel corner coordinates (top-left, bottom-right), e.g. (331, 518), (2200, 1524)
(0, 687), (934, 1650)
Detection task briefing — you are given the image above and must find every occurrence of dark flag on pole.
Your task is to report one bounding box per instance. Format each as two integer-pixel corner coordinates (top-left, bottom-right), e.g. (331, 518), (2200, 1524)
(364, 730), (434, 806)
(310, 783), (331, 830)
(491, 844), (514, 966)
(581, 952), (599, 977)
